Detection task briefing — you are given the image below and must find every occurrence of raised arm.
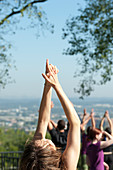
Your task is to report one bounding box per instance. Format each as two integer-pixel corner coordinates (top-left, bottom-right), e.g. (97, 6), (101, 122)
(34, 59), (52, 139)
(81, 108), (87, 123)
(48, 120), (57, 131)
(54, 80), (80, 170)
(105, 110), (113, 136)
(42, 62), (80, 170)
(80, 115), (91, 132)
(80, 108), (88, 132)
(50, 120), (57, 128)
(47, 101), (57, 131)
(100, 131), (113, 149)
(99, 114), (105, 131)
(80, 109), (95, 131)
(90, 109), (95, 129)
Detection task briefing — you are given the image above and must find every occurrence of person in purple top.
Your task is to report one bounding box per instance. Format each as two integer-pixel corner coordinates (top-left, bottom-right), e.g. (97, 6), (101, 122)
(80, 109), (95, 170)
(86, 128), (113, 170)
(99, 110), (113, 170)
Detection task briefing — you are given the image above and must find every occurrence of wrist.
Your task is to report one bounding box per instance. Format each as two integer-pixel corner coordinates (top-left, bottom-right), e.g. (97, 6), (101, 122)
(44, 82), (51, 87)
(53, 82), (60, 90)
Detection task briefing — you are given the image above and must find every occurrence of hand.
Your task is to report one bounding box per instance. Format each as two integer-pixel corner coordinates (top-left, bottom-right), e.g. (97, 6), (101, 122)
(105, 166), (109, 170)
(104, 110), (109, 118)
(44, 59), (59, 86)
(83, 108), (87, 116)
(42, 61), (59, 87)
(44, 59), (52, 86)
(90, 108), (94, 117)
(46, 59), (59, 74)
(104, 163), (109, 170)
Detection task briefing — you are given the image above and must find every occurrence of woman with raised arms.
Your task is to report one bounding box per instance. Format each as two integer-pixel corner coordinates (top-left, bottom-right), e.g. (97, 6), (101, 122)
(19, 59), (80, 170)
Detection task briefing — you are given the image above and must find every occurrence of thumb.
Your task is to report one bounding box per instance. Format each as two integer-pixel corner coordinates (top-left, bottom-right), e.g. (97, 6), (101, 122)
(42, 73), (51, 84)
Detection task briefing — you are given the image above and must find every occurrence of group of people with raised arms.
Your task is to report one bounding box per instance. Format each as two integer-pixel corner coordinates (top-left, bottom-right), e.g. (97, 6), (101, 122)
(80, 109), (113, 170)
(19, 59), (113, 170)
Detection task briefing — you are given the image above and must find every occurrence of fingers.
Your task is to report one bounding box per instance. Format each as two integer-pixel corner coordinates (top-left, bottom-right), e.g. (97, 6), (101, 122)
(49, 64), (57, 74)
(105, 110), (108, 114)
(104, 110), (109, 117)
(83, 108), (87, 116)
(43, 60), (59, 85)
(46, 59), (49, 67)
(42, 73), (51, 84)
(46, 59), (50, 74)
(91, 108), (94, 113)
(54, 66), (59, 74)
(48, 63), (59, 74)
(45, 59), (59, 76)
(84, 108), (86, 113)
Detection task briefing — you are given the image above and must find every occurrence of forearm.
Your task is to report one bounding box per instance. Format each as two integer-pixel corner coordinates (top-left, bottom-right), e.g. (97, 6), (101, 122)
(99, 117), (105, 131)
(48, 121), (53, 131)
(82, 115), (86, 124)
(101, 137), (113, 149)
(104, 131), (113, 140)
(81, 116), (91, 127)
(50, 120), (57, 128)
(54, 83), (80, 126)
(35, 83), (52, 138)
(106, 116), (113, 136)
(91, 116), (95, 128)
(81, 108), (87, 124)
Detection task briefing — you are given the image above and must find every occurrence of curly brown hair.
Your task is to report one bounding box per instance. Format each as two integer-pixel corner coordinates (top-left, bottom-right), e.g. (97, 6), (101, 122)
(19, 140), (64, 170)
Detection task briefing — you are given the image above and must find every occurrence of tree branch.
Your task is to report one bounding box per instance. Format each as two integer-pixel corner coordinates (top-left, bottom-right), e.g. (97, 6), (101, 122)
(0, 0), (48, 26)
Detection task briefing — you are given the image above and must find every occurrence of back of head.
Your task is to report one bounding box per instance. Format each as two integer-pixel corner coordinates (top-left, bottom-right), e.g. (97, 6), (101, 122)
(57, 120), (65, 130)
(67, 121), (70, 131)
(105, 127), (111, 134)
(19, 140), (62, 170)
(89, 128), (101, 140)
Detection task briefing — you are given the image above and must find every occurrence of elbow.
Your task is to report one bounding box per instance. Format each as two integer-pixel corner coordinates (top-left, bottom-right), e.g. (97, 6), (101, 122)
(74, 111), (81, 126)
(72, 117), (81, 128)
(68, 109), (80, 127)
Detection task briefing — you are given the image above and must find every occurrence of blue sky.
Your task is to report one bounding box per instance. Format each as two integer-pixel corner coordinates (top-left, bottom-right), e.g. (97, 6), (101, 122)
(0, 0), (113, 99)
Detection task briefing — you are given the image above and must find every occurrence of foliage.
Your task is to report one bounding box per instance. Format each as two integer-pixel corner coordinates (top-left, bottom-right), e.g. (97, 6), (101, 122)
(0, 0), (54, 89)
(62, 0), (113, 99)
(46, 131), (51, 139)
(0, 128), (51, 151)
(0, 128), (34, 151)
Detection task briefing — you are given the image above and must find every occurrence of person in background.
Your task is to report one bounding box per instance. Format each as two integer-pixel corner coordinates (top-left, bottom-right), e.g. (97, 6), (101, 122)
(48, 119), (67, 152)
(86, 127), (113, 170)
(80, 108), (95, 170)
(65, 121), (70, 135)
(19, 59), (80, 170)
(99, 110), (113, 170)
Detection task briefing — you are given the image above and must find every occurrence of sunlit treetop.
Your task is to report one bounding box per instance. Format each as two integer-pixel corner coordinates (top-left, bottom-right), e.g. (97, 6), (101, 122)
(62, 0), (113, 99)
